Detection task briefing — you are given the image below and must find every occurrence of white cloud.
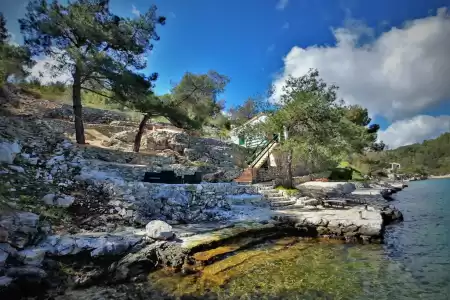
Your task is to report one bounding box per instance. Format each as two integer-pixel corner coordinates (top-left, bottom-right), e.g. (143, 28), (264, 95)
(378, 115), (450, 148)
(282, 22), (290, 30)
(276, 0), (289, 11)
(131, 5), (140, 16)
(29, 53), (72, 84)
(272, 7), (450, 121)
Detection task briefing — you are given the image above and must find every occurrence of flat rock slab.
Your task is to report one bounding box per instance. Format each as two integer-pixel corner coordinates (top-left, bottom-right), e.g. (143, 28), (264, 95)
(297, 181), (356, 195)
(38, 230), (146, 257)
(352, 188), (386, 196)
(180, 222), (276, 250)
(272, 205), (383, 237)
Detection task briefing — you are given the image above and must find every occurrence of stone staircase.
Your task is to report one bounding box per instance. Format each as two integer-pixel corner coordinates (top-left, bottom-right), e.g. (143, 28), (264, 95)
(255, 183), (298, 209)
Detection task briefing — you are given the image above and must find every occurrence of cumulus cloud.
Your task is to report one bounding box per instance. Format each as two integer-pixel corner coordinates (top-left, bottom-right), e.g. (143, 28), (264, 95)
(131, 5), (140, 16)
(276, 0), (289, 11)
(29, 53), (72, 84)
(272, 7), (450, 121)
(378, 115), (450, 148)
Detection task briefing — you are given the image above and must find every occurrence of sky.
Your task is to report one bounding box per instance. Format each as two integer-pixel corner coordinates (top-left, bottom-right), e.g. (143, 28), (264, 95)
(2, 0), (450, 149)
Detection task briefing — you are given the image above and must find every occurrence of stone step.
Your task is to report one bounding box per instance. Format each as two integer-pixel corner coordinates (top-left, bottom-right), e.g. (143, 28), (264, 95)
(267, 196), (287, 201)
(261, 190), (281, 196)
(270, 200), (297, 208)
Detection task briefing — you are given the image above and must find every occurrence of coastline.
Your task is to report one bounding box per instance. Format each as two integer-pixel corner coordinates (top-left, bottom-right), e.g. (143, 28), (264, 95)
(429, 174), (450, 179)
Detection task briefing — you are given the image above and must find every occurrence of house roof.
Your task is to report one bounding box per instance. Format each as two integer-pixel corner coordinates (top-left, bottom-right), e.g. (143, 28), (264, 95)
(239, 113), (267, 128)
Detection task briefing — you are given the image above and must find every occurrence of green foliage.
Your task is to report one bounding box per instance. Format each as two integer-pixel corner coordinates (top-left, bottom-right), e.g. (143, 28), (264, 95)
(228, 97), (259, 126)
(0, 13), (8, 43)
(372, 133), (450, 175)
(266, 70), (374, 168)
(171, 70), (230, 128)
(275, 186), (299, 196)
(0, 14), (34, 86)
(19, 0), (165, 142)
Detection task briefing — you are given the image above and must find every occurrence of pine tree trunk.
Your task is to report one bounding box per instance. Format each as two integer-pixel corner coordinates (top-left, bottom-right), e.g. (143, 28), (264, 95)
(134, 114), (150, 152)
(285, 150), (293, 188)
(72, 66), (85, 144)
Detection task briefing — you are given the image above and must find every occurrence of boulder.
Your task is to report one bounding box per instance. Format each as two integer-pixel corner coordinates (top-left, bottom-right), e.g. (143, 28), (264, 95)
(0, 140), (21, 164)
(41, 194), (56, 205)
(297, 181), (356, 197)
(55, 195), (75, 207)
(110, 130), (137, 143)
(6, 266), (47, 280)
(154, 190), (189, 207)
(184, 148), (201, 161)
(0, 212), (40, 249)
(8, 165), (25, 173)
(38, 232), (142, 257)
(145, 220), (174, 240)
(17, 248), (47, 266)
(0, 276), (13, 288)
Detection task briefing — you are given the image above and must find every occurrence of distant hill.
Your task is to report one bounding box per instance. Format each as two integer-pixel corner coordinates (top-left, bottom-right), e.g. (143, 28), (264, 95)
(371, 133), (450, 176)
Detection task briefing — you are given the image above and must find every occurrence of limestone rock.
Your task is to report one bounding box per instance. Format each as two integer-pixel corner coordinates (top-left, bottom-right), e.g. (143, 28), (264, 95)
(0, 140), (21, 164)
(8, 165), (25, 173)
(297, 181), (356, 197)
(155, 190), (188, 207)
(55, 195), (75, 207)
(0, 276), (13, 288)
(184, 148), (201, 161)
(6, 266), (47, 279)
(112, 241), (164, 282)
(38, 232), (142, 257)
(0, 212), (40, 249)
(17, 248), (47, 266)
(41, 194), (56, 205)
(145, 220), (174, 240)
(0, 249), (8, 267)
(112, 130), (137, 143)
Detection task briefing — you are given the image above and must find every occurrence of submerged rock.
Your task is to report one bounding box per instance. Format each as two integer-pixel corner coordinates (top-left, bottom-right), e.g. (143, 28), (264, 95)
(145, 220), (174, 240)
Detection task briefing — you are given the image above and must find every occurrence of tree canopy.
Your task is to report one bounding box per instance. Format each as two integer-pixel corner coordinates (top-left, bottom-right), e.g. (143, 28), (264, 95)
(251, 69), (380, 187)
(19, 0), (165, 143)
(0, 13), (34, 86)
(228, 98), (259, 126)
(369, 133), (450, 176)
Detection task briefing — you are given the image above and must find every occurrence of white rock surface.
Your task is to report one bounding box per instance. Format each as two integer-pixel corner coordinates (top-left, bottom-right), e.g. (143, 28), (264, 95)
(298, 181), (356, 195)
(8, 165), (25, 173)
(18, 248), (47, 266)
(0, 140), (21, 164)
(145, 220), (174, 240)
(225, 194), (267, 207)
(0, 276), (13, 287)
(38, 231), (144, 257)
(41, 194), (56, 205)
(273, 206), (383, 237)
(55, 195), (75, 207)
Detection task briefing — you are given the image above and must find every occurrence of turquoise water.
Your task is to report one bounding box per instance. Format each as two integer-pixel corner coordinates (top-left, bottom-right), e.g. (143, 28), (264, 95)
(380, 178), (450, 299)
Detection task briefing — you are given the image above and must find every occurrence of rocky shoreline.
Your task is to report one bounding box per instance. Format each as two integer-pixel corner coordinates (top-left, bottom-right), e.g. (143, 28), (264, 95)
(0, 115), (406, 299)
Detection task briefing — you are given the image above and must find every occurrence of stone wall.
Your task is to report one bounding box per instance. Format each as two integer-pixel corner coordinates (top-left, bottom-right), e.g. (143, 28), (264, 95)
(78, 179), (260, 224)
(256, 167), (283, 182)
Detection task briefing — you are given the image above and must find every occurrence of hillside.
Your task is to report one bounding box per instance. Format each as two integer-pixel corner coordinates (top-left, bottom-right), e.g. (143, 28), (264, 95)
(373, 133), (450, 176)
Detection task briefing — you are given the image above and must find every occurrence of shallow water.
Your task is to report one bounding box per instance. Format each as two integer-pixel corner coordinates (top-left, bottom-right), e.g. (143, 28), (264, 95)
(150, 179), (450, 300)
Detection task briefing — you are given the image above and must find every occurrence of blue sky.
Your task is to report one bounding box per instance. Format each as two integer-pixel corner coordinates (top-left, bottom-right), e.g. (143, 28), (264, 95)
(2, 0), (450, 148)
